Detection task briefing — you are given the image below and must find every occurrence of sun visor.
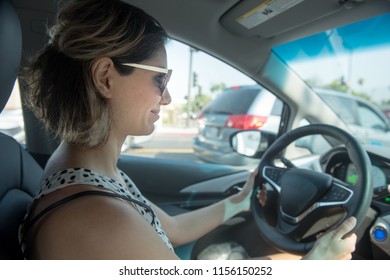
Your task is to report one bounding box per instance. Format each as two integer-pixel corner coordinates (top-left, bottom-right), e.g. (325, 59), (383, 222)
(219, 0), (385, 41)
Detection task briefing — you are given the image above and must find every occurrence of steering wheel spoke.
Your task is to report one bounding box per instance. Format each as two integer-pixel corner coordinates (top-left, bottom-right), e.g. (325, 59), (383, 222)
(262, 166), (289, 193)
(318, 180), (354, 207)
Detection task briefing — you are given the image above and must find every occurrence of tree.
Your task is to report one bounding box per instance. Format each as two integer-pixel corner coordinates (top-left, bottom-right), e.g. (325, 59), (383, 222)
(326, 78), (348, 93)
(193, 93), (211, 112)
(181, 82), (222, 116)
(324, 77), (372, 102)
(210, 82), (226, 93)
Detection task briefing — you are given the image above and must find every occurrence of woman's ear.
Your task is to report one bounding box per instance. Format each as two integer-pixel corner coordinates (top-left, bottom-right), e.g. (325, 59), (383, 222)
(91, 57), (115, 98)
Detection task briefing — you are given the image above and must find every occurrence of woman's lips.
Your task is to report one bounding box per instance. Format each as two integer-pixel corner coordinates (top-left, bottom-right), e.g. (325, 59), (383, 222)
(151, 109), (160, 118)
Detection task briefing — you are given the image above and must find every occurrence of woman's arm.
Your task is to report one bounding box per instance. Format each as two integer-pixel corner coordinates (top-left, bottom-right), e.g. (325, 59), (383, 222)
(149, 168), (258, 247)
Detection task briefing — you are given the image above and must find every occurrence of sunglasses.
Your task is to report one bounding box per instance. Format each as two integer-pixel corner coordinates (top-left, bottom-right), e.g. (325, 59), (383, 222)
(121, 63), (172, 95)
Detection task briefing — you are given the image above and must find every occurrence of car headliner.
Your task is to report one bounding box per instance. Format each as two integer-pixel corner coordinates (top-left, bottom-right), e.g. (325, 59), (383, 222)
(13, 0), (390, 82)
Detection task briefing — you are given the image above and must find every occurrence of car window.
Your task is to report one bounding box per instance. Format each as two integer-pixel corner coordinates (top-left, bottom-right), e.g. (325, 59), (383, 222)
(271, 98), (284, 116)
(0, 79), (25, 145)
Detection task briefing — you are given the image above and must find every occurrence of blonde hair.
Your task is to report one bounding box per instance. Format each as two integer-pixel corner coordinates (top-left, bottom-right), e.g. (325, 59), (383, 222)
(24, 0), (168, 147)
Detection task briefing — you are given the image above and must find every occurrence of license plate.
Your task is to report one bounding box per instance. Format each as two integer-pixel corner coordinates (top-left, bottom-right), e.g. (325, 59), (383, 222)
(205, 127), (219, 139)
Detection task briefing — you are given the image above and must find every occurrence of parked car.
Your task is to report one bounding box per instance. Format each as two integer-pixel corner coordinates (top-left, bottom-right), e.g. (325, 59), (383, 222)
(193, 85), (283, 165)
(316, 88), (390, 147)
(380, 105), (390, 120)
(1, 0), (390, 264)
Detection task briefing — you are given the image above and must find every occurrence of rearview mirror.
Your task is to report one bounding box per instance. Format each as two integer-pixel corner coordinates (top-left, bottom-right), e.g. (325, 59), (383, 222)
(229, 130), (274, 158)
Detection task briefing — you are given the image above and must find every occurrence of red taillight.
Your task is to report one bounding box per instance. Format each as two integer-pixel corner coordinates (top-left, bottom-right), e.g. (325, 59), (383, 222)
(225, 115), (267, 130)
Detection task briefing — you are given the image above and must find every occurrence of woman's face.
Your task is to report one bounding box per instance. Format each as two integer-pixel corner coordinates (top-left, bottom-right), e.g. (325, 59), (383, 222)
(109, 46), (172, 139)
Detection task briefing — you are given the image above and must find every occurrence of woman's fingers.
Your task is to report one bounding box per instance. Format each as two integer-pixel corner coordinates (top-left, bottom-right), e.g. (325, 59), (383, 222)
(332, 216), (357, 240)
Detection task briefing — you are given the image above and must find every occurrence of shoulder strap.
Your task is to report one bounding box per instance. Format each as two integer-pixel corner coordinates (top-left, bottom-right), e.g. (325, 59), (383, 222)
(21, 190), (155, 245)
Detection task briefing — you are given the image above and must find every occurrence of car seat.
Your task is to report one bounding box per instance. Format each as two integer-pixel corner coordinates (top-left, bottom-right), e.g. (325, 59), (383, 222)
(0, 0), (43, 259)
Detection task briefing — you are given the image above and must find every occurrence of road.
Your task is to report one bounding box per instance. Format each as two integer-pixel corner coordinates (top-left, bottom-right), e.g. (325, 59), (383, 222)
(123, 127), (202, 162)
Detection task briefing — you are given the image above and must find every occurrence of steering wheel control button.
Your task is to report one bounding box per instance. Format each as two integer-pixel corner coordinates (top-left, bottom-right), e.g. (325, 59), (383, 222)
(264, 167), (283, 183)
(320, 183), (352, 203)
(330, 189), (348, 201)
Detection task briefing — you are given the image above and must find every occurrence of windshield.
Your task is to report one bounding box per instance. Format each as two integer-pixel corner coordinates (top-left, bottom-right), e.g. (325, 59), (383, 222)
(272, 13), (390, 149)
(273, 13), (390, 108)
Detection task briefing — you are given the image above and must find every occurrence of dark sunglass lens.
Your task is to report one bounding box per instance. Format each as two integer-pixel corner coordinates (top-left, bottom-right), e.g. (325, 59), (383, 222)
(160, 76), (168, 95)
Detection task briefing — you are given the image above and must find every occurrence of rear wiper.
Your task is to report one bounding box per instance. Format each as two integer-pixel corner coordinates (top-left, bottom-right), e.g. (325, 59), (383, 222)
(211, 110), (233, 115)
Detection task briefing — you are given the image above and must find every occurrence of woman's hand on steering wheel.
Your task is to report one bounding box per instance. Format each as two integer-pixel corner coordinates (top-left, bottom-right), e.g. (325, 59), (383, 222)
(302, 216), (357, 260)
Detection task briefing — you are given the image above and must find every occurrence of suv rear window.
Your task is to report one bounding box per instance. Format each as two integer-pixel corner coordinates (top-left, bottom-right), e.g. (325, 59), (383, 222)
(201, 86), (260, 115)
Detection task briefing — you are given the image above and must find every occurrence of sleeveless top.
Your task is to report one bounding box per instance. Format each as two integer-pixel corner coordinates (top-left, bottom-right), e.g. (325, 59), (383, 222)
(19, 167), (174, 257)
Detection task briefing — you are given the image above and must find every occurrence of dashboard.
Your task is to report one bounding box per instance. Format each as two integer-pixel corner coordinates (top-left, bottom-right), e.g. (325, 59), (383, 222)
(319, 145), (390, 259)
(321, 146), (390, 206)
(346, 164), (387, 187)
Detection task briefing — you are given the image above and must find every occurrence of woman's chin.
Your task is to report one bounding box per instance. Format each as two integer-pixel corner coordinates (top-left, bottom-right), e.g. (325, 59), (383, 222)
(144, 124), (156, 135)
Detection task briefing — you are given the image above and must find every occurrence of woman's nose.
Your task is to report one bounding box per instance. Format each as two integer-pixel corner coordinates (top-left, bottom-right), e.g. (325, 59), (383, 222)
(161, 88), (172, 105)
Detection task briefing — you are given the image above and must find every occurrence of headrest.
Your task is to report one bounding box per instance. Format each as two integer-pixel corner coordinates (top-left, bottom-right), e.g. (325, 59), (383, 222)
(0, 0), (22, 112)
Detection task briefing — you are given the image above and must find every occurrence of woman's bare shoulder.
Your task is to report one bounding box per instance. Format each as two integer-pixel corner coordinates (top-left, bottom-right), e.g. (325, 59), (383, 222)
(30, 191), (178, 260)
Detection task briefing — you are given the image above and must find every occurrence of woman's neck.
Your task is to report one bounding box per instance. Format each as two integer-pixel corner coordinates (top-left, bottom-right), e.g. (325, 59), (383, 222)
(44, 138), (122, 180)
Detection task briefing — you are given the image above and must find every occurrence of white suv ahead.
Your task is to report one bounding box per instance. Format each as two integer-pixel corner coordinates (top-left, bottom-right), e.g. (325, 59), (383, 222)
(316, 88), (390, 147)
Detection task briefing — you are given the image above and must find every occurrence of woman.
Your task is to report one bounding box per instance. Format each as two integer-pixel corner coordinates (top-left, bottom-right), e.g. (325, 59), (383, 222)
(19, 0), (356, 260)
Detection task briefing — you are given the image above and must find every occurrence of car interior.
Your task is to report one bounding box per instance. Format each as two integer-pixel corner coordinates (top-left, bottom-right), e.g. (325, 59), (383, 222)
(1, 0), (390, 260)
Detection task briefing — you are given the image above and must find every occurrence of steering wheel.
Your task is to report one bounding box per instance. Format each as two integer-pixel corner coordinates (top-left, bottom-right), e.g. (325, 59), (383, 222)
(252, 124), (373, 254)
